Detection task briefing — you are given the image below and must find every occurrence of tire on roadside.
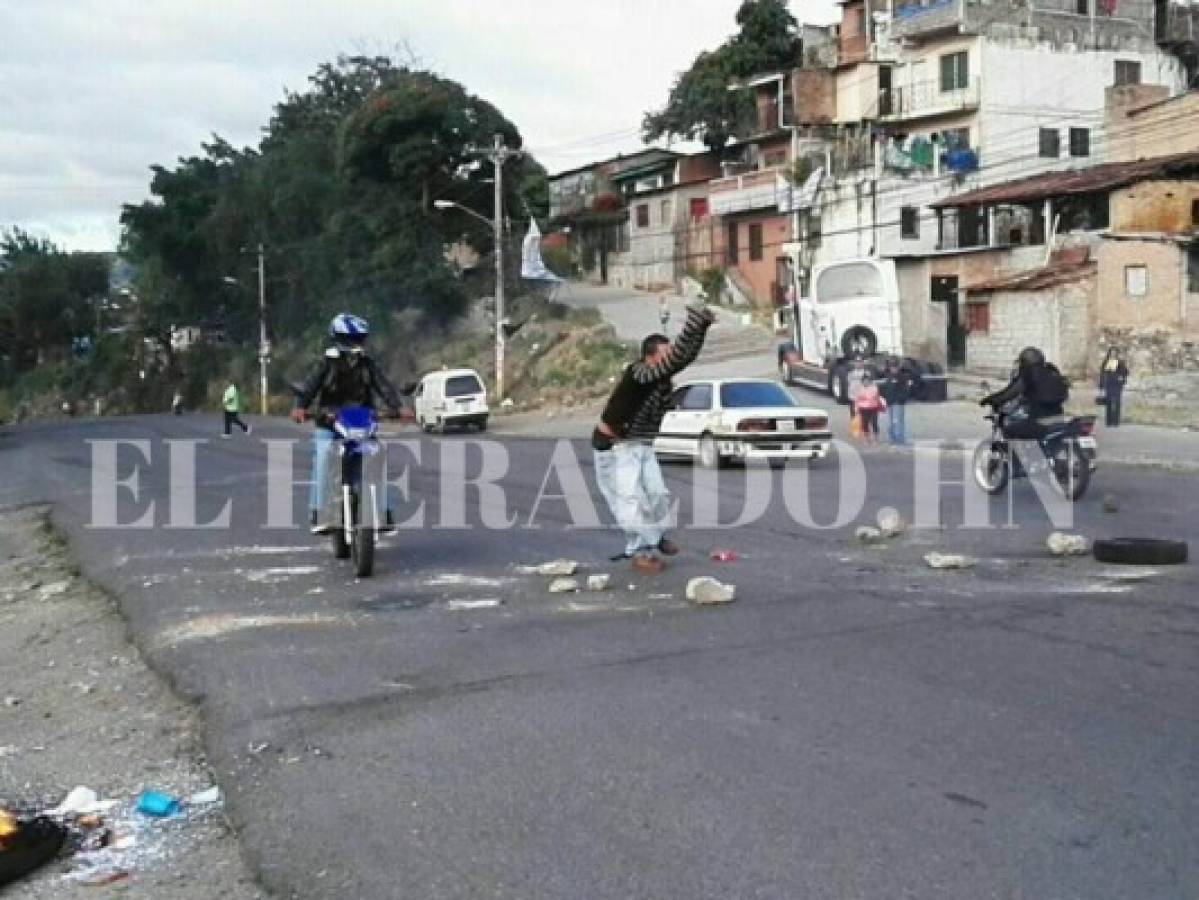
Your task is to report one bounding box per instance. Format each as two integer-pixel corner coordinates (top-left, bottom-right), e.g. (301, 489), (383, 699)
(1092, 538), (1188, 566)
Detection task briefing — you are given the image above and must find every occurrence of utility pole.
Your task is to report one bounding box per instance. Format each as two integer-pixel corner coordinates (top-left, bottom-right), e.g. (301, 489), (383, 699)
(484, 133), (520, 402)
(256, 243), (269, 416)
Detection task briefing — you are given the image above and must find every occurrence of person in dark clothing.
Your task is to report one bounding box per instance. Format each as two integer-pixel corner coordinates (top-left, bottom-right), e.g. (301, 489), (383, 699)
(1098, 347), (1130, 428)
(980, 346), (1068, 440)
(291, 313), (402, 533)
(882, 357), (920, 445)
(592, 303), (716, 573)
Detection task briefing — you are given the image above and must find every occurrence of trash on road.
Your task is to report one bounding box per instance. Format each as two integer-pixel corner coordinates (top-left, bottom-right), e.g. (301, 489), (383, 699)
(186, 787), (221, 806)
(686, 577), (737, 605)
(516, 559), (578, 577)
(3, 696), (19, 708)
(1047, 532), (1090, 556)
(586, 574), (611, 591)
(924, 552), (977, 570)
(709, 549), (740, 562)
(135, 791), (181, 819)
(0, 813), (68, 889)
(1102, 494), (1119, 513)
(548, 578), (580, 594)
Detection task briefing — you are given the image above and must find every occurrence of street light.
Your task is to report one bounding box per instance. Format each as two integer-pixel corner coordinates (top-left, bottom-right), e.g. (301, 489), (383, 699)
(433, 197), (508, 401)
(222, 251), (269, 416)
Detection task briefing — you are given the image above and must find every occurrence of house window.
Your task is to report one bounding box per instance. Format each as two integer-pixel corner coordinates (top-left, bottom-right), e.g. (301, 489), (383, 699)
(1188, 247), (1199, 293)
(726, 221), (739, 265)
(635, 204), (649, 228)
(901, 206), (920, 239)
(965, 302), (990, 334)
(1125, 264), (1148, 297)
(1114, 60), (1142, 86)
(763, 149), (787, 168)
(689, 197), (709, 220)
(1076, 0), (1088, 13)
(1191, 198), (1199, 230)
(660, 199), (671, 224)
(1039, 127), (1060, 158)
(1069, 127), (1090, 157)
(749, 223), (764, 261)
(940, 51), (969, 92)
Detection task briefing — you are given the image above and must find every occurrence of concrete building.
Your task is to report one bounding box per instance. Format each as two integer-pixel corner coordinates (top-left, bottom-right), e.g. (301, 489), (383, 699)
(926, 150), (1199, 375)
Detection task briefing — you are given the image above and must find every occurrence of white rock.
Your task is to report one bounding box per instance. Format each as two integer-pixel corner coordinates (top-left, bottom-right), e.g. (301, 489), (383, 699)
(924, 552), (977, 570)
(38, 580), (71, 599)
(876, 508), (906, 538)
(855, 526), (884, 544)
(3, 696), (19, 708)
(533, 559), (578, 577)
(586, 574), (611, 592)
(685, 576), (737, 605)
(548, 578), (580, 594)
(1047, 532), (1090, 556)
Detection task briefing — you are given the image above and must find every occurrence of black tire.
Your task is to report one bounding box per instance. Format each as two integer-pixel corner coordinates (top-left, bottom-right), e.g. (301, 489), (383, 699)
(828, 365), (850, 405)
(1093, 538), (1188, 566)
(476, 417), (488, 432)
(840, 325), (877, 359)
(972, 440), (1010, 495)
(1051, 450), (1091, 501)
(352, 519), (375, 577)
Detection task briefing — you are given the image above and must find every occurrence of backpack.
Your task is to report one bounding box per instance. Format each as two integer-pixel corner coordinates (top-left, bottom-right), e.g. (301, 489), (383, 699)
(1031, 363), (1069, 407)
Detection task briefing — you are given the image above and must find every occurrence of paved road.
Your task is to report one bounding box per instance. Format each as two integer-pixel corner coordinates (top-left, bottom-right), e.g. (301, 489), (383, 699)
(3, 415), (1198, 899)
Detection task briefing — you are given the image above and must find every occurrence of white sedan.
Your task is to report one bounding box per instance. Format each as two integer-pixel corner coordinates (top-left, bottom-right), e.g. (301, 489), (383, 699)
(653, 378), (832, 467)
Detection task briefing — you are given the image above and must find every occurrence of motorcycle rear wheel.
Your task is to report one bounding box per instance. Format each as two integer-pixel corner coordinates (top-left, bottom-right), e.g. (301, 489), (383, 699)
(1051, 447), (1091, 501)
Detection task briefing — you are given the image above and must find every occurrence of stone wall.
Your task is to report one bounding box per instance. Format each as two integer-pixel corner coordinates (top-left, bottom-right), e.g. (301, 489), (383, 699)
(966, 276), (1094, 376)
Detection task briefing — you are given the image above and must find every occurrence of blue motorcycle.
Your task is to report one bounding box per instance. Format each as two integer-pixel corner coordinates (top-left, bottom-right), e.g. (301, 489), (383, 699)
(325, 406), (386, 577)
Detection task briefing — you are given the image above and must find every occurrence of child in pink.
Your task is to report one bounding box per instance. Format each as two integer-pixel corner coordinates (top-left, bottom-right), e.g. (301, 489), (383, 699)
(854, 374), (885, 443)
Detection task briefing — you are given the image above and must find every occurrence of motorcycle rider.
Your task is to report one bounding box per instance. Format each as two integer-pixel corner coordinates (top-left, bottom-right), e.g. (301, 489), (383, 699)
(291, 313), (402, 534)
(979, 346), (1069, 440)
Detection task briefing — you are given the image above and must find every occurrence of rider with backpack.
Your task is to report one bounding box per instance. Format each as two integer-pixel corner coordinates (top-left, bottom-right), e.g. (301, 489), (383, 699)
(980, 346), (1069, 439)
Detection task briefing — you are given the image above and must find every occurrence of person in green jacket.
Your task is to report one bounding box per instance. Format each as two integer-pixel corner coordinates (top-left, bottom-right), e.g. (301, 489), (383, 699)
(222, 382), (251, 437)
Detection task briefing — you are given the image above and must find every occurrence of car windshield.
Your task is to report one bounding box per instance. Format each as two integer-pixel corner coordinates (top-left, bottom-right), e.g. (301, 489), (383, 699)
(719, 382), (798, 408)
(446, 375), (483, 397)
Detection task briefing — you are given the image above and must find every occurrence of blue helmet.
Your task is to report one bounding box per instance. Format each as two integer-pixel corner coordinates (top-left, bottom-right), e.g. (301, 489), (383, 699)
(329, 313), (369, 349)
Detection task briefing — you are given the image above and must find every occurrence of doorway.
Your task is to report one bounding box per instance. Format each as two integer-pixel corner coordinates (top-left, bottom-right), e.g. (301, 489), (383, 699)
(931, 275), (966, 368)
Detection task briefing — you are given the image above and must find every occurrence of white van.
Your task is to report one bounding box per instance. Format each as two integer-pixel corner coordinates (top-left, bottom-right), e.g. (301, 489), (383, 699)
(414, 368), (489, 432)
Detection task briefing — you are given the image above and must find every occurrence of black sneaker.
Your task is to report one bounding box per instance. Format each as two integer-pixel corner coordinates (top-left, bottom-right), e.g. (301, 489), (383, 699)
(379, 510), (397, 535)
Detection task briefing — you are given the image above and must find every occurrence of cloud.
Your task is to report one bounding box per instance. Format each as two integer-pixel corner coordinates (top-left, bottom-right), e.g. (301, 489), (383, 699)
(0, 0), (835, 252)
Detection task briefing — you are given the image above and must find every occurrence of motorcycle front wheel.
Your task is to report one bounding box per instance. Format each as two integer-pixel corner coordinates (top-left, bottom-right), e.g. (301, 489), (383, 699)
(350, 494), (375, 577)
(972, 439), (1010, 495)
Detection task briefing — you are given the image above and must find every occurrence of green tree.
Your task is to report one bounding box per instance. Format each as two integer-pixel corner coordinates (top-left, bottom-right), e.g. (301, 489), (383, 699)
(642, 0), (801, 152)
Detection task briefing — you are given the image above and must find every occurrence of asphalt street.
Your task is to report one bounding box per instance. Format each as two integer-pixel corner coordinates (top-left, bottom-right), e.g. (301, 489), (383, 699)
(2, 414), (1197, 899)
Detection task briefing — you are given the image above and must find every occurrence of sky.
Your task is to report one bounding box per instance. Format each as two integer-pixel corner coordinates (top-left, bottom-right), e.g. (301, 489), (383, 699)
(0, 0), (837, 253)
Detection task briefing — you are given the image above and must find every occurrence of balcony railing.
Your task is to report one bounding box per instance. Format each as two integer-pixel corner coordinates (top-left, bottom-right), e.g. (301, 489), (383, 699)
(891, 0), (962, 40)
(879, 76), (980, 122)
(709, 168), (789, 216)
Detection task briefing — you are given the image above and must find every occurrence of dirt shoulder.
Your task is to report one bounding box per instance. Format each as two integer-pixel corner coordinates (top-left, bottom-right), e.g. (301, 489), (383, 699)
(0, 507), (264, 898)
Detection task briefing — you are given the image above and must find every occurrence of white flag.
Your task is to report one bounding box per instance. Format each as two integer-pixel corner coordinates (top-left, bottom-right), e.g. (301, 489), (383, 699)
(520, 219), (561, 282)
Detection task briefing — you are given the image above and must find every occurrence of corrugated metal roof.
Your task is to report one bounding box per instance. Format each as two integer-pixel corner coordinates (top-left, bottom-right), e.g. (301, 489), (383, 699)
(931, 151), (1199, 210)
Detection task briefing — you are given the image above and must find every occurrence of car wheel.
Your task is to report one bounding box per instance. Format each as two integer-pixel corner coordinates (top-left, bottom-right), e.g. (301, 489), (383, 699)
(840, 325), (878, 359)
(829, 366), (849, 405)
(1093, 538), (1188, 566)
(698, 434), (723, 469)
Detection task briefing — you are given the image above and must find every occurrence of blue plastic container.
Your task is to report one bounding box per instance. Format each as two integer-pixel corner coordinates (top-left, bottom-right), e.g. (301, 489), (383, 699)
(136, 791), (180, 818)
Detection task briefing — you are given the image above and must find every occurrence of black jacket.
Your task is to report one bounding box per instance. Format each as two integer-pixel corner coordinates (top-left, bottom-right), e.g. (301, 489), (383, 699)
(982, 361), (1064, 417)
(597, 306), (713, 441)
(294, 349), (402, 415)
(883, 367), (919, 405)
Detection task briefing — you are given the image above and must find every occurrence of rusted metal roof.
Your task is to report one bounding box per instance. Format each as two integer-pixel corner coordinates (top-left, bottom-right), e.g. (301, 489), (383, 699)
(965, 246), (1097, 293)
(931, 150), (1199, 210)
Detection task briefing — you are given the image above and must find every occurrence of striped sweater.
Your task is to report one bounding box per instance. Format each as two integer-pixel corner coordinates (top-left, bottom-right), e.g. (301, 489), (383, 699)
(599, 305), (714, 440)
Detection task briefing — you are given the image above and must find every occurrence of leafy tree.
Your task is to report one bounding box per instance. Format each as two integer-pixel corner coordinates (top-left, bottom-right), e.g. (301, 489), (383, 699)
(642, 0), (801, 152)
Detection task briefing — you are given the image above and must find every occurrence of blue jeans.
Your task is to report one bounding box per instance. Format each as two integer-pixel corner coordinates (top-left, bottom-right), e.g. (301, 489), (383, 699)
(888, 404), (907, 444)
(308, 429), (334, 517)
(594, 443), (672, 556)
